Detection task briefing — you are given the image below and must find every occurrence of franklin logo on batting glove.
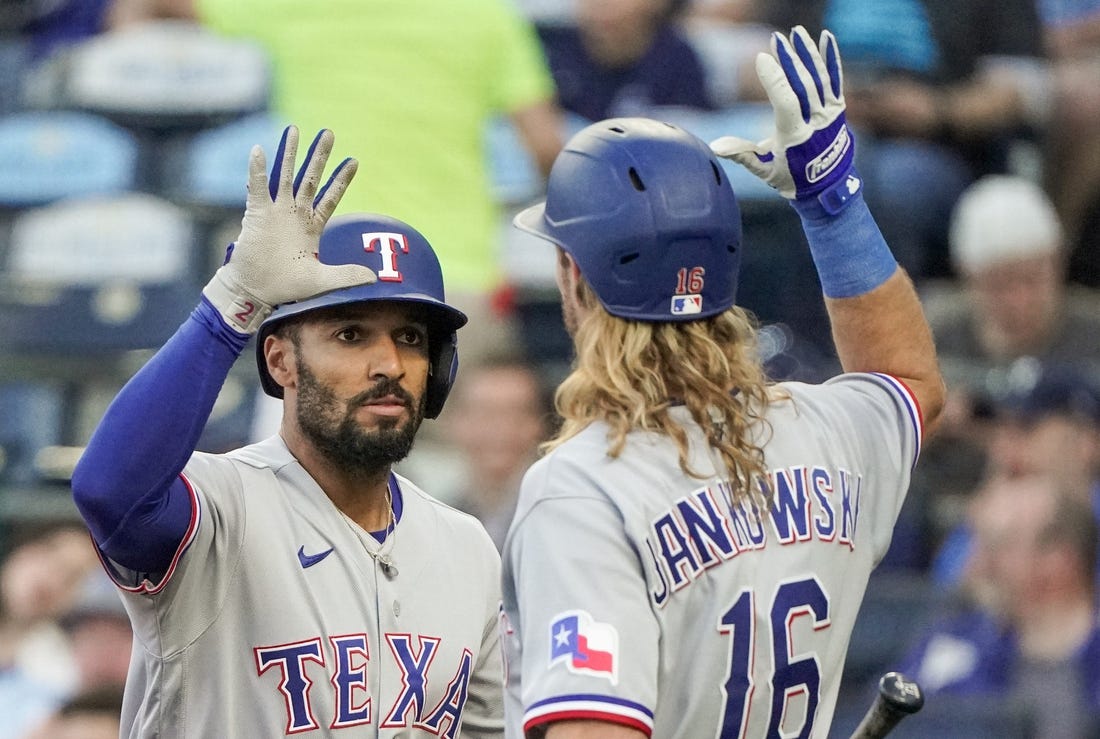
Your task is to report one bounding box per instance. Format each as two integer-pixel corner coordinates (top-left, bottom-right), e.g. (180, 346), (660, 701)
(806, 125), (851, 183)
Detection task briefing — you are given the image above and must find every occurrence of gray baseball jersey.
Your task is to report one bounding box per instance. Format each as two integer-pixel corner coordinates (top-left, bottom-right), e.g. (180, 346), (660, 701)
(107, 435), (503, 738)
(501, 373), (922, 738)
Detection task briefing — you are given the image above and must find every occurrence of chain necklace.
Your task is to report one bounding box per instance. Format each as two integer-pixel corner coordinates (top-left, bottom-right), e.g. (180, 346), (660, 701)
(344, 483), (399, 579)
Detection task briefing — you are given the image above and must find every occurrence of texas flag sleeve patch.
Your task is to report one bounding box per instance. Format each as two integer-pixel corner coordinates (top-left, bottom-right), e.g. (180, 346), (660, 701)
(549, 610), (619, 685)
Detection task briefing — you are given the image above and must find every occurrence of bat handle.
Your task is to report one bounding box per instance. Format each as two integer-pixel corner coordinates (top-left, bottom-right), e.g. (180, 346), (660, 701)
(848, 672), (924, 739)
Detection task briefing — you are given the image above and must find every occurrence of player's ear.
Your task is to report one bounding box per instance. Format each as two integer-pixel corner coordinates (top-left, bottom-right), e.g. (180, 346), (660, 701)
(554, 248), (584, 299)
(264, 333), (297, 392)
(556, 246), (571, 271)
(555, 247), (582, 279)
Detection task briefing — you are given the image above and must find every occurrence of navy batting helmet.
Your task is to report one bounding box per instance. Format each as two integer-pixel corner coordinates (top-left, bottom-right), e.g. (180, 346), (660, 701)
(255, 213), (467, 419)
(514, 117), (742, 322)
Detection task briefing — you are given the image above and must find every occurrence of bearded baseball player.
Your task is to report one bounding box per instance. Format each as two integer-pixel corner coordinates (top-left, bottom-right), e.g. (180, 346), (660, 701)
(71, 126), (503, 737)
(500, 26), (945, 739)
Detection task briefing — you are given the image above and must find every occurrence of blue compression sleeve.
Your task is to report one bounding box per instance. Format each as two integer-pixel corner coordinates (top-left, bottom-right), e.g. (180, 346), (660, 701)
(790, 185), (898, 299)
(71, 298), (250, 573)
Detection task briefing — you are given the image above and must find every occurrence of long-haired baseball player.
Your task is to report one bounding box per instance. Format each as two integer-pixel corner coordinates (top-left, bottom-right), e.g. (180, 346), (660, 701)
(500, 26), (945, 739)
(71, 127), (504, 737)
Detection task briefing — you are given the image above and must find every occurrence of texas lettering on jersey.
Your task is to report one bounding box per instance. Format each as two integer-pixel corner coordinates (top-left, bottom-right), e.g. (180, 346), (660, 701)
(646, 464), (862, 607)
(254, 632), (473, 736)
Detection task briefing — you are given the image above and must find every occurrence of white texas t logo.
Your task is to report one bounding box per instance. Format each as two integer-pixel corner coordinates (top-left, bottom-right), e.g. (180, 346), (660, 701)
(361, 232), (410, 282)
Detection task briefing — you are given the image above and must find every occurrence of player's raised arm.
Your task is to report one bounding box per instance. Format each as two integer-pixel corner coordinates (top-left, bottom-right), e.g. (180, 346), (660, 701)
(711, 26), (944, 432)
(71, 126), (370, 575)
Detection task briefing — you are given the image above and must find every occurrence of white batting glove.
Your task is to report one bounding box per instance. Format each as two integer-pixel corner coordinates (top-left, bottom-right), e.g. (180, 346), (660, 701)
(710, 26), (861, 214)
(202, 126), (375, 333)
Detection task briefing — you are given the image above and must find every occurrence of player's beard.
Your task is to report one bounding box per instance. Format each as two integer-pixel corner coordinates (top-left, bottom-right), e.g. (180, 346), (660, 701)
(295, 361), (425, 476)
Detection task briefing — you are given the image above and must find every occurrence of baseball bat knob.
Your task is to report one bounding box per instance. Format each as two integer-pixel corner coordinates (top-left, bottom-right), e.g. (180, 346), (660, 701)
(849, 672), (924, 739)
(879, 671), (924, 714)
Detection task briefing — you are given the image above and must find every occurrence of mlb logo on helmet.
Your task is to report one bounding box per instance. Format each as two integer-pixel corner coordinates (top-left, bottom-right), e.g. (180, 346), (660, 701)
(549, 610), (619, 684)
(671, 295), (702, 316)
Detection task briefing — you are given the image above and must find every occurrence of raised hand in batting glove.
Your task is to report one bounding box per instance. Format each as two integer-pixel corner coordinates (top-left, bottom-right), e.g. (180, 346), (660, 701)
(203, 126), (375, 334)
(710, 26), (862, 215)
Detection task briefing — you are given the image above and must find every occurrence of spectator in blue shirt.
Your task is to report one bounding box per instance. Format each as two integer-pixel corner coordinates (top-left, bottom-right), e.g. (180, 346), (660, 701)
(931, 361), (1100, 585)
(535, 0), (715, 123)
(900, 473), (1100, 738)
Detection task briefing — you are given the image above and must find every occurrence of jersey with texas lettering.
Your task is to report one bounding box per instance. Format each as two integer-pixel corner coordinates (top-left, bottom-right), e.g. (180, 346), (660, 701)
(501, 372), (922, 739)
(108, 435), (503, 738)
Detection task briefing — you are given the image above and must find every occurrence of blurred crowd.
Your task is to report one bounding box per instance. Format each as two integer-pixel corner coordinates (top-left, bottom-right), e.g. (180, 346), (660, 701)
(1, 0), (1100, 735)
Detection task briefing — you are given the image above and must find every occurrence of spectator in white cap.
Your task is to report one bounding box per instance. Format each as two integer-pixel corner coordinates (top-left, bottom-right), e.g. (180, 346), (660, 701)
(925, 173), (1100, 427)
(943, 175), (1075, 360)
(906, 175), (1100, 572)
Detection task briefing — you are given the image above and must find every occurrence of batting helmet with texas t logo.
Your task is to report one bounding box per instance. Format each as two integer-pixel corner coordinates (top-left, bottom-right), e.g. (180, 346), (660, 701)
(254, 213), (467, 418)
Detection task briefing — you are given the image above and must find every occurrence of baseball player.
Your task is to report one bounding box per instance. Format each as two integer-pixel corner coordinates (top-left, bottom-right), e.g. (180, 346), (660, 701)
(500, 26), (945, 739)
(71, 126), (503, 737)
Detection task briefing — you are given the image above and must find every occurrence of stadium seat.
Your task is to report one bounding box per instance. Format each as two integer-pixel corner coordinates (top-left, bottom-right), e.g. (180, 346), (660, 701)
(486, 115), (542, 207)
(163, 111), (287, 212)
(0, 192), (201, 497)
(156, 111), (287, 277)
(26, 19), (271, 132)
(0, 110), (139, 209)
(195, 366), (263, 454)
(0, 380), (64, 486)
(0, 192), (199, 355)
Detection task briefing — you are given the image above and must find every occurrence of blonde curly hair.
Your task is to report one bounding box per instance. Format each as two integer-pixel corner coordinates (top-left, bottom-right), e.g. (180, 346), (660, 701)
(545, 280), (777, 511)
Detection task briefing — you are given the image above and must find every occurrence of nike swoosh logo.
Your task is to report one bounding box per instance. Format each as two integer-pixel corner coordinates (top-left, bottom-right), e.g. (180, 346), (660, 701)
(297, 546), (335, 569)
